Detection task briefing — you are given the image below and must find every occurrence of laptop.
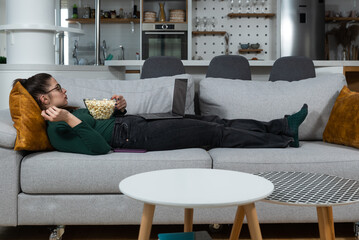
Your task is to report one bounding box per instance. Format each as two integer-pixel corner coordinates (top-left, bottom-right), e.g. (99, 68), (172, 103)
(138, 78), (188, 120)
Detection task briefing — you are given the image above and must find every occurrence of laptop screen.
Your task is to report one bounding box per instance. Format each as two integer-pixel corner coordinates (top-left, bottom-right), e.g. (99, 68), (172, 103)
(172, 78), (188, 116)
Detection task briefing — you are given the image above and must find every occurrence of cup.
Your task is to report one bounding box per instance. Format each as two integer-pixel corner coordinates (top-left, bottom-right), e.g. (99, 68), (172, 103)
(240, 43), (250, 49)
(251, 43), (260, 49)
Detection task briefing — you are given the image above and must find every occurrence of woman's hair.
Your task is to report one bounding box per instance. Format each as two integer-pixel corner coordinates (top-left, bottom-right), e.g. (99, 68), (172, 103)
(13, 73), (53, 109)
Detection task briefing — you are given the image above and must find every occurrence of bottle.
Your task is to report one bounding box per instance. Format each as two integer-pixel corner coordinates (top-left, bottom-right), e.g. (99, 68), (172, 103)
(133, 5), (138, 18)
(159, 2), (165, 22)
(83, 4), (90, 19)
(72, 4), (78, 19)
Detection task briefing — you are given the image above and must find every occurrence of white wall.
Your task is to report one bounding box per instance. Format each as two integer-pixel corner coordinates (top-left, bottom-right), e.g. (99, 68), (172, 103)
(0, 0), (6, 57)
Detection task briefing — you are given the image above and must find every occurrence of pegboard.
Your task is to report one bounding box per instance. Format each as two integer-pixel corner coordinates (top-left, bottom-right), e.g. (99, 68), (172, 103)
(192, 0), (277, 60)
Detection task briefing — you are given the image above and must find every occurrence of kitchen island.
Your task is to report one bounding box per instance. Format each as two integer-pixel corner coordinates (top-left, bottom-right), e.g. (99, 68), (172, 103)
(105, 60), (358, 84)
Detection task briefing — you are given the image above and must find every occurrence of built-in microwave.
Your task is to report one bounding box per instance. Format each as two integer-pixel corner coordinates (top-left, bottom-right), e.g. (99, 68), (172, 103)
(142, 23), (188, 60)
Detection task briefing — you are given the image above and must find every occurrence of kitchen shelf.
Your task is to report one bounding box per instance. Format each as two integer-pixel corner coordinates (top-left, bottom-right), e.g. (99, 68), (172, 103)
(238, 49), (263, 53)
(66, 18), (140, 24)
(192, 31), (227, 36)
(325, 17), (359, 22)
(228, 13), (275, 18)
(142, 21), (187, 24)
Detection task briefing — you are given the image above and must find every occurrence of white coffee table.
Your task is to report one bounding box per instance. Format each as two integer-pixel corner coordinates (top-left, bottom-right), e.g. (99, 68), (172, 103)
(119, 168), (274, 240)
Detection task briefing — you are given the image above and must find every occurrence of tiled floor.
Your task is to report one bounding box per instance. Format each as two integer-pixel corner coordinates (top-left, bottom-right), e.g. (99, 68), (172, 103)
(0, 223), (356, 240)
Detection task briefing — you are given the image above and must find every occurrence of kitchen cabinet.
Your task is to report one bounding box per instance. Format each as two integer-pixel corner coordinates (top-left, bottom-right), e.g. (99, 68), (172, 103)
(325, 17), (359, 22)
(227, 13), (275, 18)
(192, 31), (227, 36)
(343, 66), (359, 92)
(62, 0), (141, 65)
(141, 0), (189, 60)
(66, 18), (140, 24)
(142, 0), (188, 23)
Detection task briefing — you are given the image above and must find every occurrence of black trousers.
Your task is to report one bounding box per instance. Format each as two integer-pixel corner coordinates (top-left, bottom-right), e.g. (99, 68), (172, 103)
(110, 114), (294, 151)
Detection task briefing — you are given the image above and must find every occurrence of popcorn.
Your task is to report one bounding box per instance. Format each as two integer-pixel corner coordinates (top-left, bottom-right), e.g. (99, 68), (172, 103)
(84, 98), (116, 119)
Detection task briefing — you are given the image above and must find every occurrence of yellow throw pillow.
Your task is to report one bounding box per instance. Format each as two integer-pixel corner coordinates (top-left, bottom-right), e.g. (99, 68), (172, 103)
(9, 82), (54, 151)
(323, 86), (359, 148)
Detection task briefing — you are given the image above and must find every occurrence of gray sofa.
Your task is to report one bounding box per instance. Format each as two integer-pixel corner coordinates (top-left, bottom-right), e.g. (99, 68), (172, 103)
(1, 73), (358, 231)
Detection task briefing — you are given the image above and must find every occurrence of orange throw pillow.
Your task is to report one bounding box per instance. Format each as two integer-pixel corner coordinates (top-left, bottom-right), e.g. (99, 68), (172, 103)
(323, 86), (359, 148)
(9, 82), (54, 151)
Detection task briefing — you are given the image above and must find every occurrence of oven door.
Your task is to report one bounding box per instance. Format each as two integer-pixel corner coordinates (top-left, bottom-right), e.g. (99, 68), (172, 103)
(142, 31), (187, 60)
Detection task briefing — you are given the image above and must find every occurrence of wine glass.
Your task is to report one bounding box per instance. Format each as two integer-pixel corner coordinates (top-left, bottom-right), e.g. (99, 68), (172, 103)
(261, 0), (266, 13)
(195, 17), (200, 31)
(210, 17), (217, 31)
(229, 0), (234, 13)
(245, 0), (251, 13)
(252, 0), (258, 13)
(203, 16), (207, 31)
(238, 0), (242, 13)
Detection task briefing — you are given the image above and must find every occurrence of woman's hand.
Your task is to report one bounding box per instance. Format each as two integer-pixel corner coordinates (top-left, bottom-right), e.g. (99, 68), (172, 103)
(111, 94), (127, 112)
(41, 106), (81, 127)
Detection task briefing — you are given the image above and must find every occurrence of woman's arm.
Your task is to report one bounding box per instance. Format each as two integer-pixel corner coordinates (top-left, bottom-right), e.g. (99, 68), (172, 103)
(48, 121), (111, 155)
(44, 107), (111, 155)
(41, 106), (81, 127)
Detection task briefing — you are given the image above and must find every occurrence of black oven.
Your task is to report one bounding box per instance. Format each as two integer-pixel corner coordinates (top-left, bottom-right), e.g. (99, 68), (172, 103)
(142, 23), (188, 60)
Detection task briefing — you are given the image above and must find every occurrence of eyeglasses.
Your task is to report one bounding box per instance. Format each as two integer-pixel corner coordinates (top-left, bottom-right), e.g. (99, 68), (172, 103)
(45, 84), (62, 93)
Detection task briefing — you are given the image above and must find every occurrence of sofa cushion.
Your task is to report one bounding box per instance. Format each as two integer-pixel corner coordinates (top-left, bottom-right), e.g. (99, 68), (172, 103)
(209, 141), (359, 180)
(199, 74), (346, 140)
(323, 86), (359, 149)
(57, 74), (195, 115)
(0, 109), (16, 149)
(20, 148), (211, 194)
(9, 82), (53, 151)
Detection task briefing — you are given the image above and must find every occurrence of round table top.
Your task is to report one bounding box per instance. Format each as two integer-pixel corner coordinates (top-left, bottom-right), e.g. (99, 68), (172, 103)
(119, 168), (274, 208)
(256, 171), (359, 207)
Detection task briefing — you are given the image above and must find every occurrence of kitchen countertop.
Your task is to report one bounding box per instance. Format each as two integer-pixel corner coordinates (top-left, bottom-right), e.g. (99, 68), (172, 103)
(2, 61), (359, 71)
(0, 64), (112, 71)
(105, 60), (359, 67)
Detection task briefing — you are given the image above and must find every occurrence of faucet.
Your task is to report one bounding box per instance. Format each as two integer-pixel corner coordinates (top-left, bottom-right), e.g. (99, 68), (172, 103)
(101, 40), (107, 62)
(118, 45), (125, 60)
(72, 40), (79, 65)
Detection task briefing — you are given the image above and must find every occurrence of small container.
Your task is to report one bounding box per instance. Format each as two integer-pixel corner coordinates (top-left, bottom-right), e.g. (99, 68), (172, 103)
(83, 98), (116, 120)
(119, 8), (124, 18)
(83, 5), (90, 18)
(251, 43), (260, 49)
(111, 10), (117, 18)
(240, 43), (250, 49)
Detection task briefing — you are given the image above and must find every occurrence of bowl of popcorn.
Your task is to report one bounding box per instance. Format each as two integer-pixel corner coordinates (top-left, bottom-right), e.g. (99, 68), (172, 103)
(83, 98), (116, 120)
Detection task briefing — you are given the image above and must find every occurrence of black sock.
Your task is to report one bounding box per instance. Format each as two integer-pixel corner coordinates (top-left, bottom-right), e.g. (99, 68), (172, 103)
(287, 104), (308, 147)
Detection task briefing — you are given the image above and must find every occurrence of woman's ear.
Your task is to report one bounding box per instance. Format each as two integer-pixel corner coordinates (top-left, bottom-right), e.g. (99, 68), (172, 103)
(39, 95), (50, 109)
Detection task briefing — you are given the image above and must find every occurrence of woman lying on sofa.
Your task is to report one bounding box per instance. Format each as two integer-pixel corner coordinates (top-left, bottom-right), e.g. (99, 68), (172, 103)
(13, 73), (308, 155)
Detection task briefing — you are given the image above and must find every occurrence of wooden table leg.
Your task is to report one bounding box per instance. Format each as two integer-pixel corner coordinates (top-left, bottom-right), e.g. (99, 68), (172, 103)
(138, 203), (156, 240)
(243, 203), (263, 240)
(317, 206), (335, 240)
(184, 208), (194, 232)
(229, 206), (245, 240)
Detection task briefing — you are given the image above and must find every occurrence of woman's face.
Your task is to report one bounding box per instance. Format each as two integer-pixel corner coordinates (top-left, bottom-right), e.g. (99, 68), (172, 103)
(46, 77), (68, 108)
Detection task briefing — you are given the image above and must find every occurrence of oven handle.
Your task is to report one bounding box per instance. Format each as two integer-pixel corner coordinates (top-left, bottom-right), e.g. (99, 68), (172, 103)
(144, 32), (185, 35)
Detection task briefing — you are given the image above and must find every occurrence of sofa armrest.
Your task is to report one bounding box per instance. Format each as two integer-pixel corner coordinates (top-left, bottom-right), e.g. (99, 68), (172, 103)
(0, 147), (23, 226)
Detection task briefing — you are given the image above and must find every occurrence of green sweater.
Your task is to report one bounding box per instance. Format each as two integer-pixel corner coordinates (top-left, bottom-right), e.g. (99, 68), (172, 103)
(47, 109), (115, 155)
